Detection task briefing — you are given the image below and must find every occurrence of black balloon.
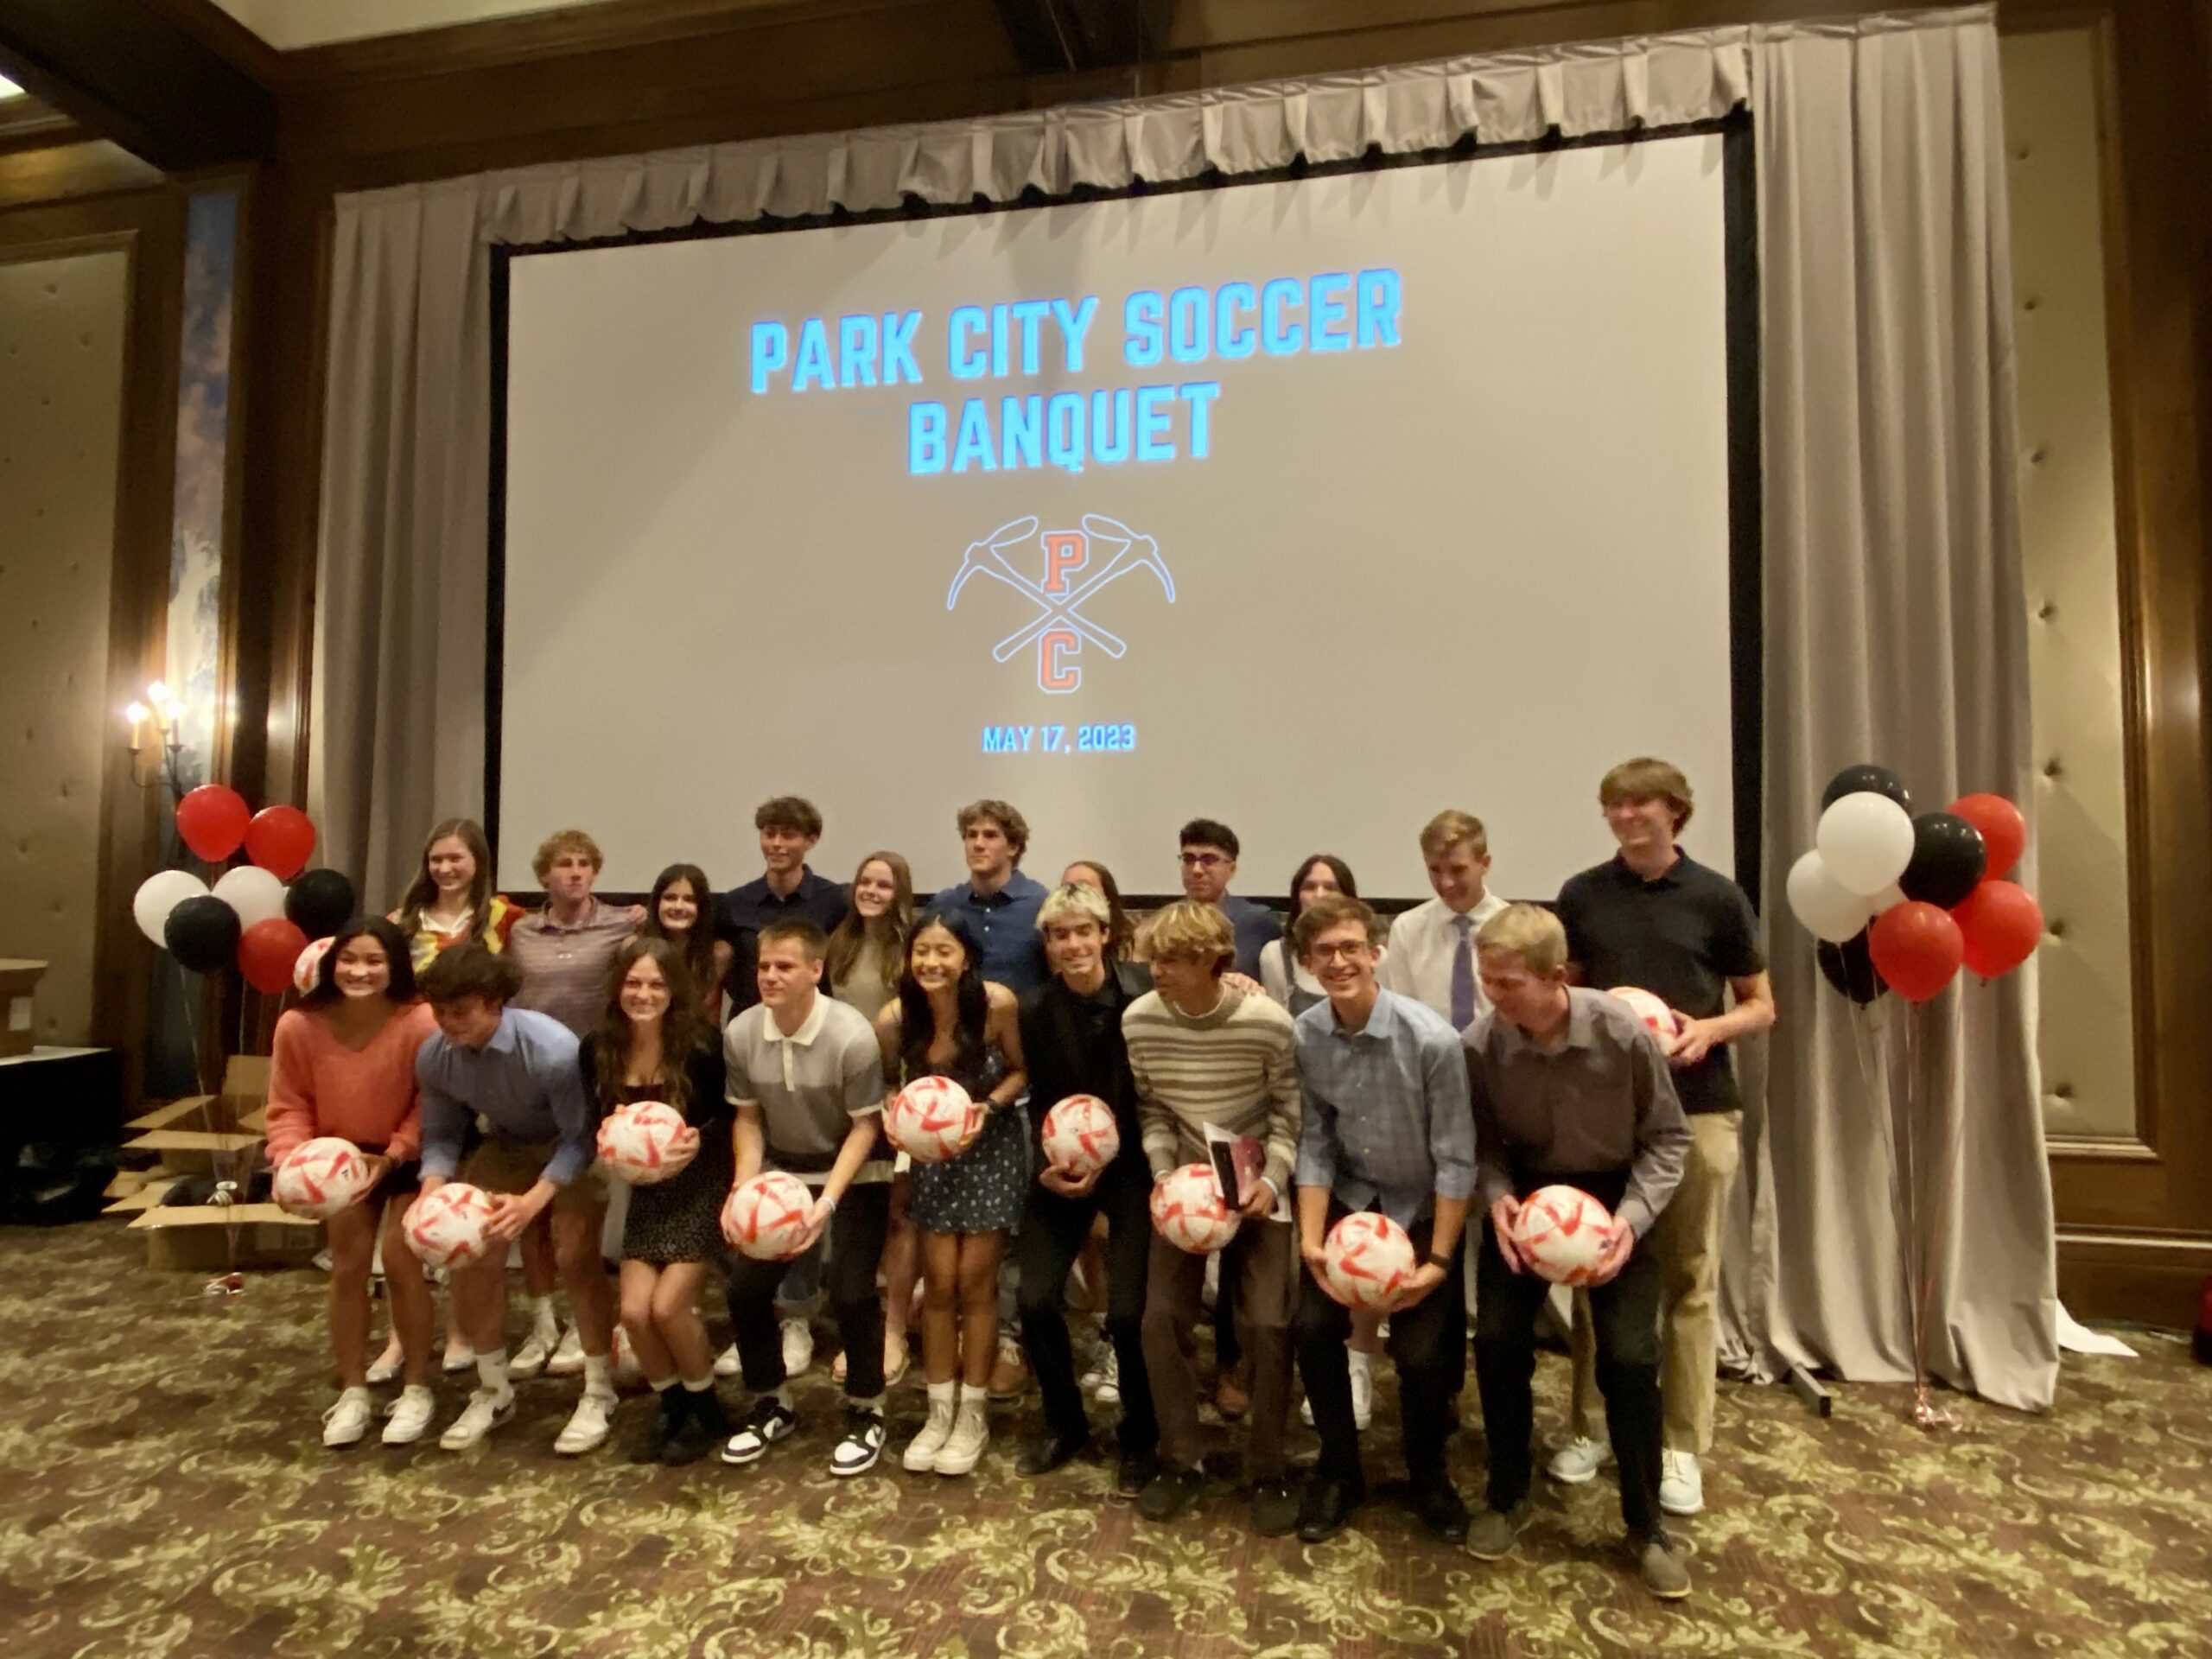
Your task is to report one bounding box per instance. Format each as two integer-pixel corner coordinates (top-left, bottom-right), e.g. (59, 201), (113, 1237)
(283, 868), (358, 939)
(163, 893), (242, 974)
(1816, 927), (1888, 1004)
(1897, 812), (1987, 909)
(1820, 764), (1912, 813)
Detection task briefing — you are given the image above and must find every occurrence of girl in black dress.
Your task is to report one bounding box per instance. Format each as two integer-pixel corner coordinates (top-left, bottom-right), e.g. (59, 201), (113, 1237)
(587, 938), (733, 1465)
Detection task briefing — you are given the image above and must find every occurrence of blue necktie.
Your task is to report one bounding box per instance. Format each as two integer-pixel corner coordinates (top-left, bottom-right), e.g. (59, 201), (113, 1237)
(1451, 912), (1476, 1030)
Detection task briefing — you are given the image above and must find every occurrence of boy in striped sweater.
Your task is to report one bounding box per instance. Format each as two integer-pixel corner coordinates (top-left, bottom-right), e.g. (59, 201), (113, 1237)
(1125, 900), (1302, 1536)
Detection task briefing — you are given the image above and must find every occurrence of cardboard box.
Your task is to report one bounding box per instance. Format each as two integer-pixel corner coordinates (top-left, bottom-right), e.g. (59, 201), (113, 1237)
(0, 960), (46, 1060)
(130, 1199), (321, 1270)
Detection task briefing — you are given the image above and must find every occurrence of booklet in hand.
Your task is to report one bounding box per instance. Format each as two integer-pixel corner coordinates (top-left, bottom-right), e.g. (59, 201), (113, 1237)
(1205, 1122), (1268, 1210)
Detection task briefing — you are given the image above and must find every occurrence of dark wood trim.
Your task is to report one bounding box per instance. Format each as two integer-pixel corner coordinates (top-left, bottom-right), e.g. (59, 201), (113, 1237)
(0, 140), (162, 209)
(0, 94), (80, 155)
(2057, 1228), (2212, 1329)
(0, 187), (188, 1114)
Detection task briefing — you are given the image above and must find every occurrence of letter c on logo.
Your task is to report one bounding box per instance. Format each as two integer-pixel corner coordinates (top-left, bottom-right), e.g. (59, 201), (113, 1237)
(1039, 629), (1081, 693)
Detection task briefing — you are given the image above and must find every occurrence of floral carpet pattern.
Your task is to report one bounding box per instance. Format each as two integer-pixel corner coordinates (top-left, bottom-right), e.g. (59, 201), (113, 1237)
(2, 1223), (2208, 1659)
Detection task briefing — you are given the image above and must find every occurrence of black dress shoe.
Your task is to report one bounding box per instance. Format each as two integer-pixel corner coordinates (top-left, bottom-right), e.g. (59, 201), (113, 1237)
(1250, 1478), (1300, 1538)
(1136, 1465), (1208, 1522)
(627, 1389), (683, 1465)
(1116, 1447), (1160, 1498)
(1016, 1426), (1088, 1477)
(1295, 1474), (1366, 1542)
(1409, 1481), (1471, 1544)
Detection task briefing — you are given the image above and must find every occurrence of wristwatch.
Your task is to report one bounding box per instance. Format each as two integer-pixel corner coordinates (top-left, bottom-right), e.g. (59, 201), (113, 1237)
(1425, 1250), (1453, 1272)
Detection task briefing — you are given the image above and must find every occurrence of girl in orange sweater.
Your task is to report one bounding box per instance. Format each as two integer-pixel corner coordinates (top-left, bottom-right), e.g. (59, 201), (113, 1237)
(265, 918), (439, 1448)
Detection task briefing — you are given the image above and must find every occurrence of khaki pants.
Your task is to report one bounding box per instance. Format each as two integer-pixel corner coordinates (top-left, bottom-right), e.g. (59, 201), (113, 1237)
(1570, 1110), (1741, 1453)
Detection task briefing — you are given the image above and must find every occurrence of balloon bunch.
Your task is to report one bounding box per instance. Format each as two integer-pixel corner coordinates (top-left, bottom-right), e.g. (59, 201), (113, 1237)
(1787, 766), (2043, 1003)
(130, 785), (359, 995)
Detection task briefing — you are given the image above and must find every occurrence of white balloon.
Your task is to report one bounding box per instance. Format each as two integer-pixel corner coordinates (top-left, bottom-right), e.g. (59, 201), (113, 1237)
(1815, 793), (1916, 896)
(1786, 850), (1875, 943)
(132, 870), (208, 945)
(1870, 882), (1906, 912)
(213, 864), (288, 929)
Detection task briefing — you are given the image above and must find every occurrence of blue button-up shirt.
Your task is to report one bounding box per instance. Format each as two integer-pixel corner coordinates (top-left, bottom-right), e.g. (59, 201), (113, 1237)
(1219, 892), (1284, 980)
(928, 868), (1050, 995)
(1294, 988), (1476, 1229)
(416, 1007), (596, 1187)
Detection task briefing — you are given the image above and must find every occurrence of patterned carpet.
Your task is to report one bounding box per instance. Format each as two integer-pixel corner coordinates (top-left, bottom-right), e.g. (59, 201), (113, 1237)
(3, 1222), (2208, 1659)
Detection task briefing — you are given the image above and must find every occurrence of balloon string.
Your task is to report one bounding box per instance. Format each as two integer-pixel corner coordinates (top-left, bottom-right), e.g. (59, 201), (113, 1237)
(1913, 993), (1968, 1410)
(1901, 997), (1926, 1402)
(1847, 997), (1915, 1383)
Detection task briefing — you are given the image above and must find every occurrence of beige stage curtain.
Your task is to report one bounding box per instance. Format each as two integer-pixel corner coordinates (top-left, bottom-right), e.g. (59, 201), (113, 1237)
(312, 5), (2056, 1407)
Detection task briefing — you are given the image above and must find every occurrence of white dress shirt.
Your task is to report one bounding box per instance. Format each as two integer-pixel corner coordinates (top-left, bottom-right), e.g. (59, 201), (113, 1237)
(1378, 890), (1510, 1027)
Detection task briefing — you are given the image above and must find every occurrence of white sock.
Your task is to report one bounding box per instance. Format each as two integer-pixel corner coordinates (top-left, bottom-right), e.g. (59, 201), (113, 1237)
(681, 1375), (714, 1393)
(852, 1394), (885, 1414)
(529, 1297), (558, 1338)
(649, 1376), (675, 1394)
(926, 1380), (957, 1412)
(477, 1350), (511, 1396)
(337, 1384), (371, 1404)
(582, 1353), (613, 1397)
(770, 1385), (793, 1410)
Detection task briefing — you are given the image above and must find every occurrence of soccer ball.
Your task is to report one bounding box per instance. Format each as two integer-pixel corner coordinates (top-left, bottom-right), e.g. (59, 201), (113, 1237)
(1039, 1094), (1120, 1178)
(404, 1182), (498, 1269)
(291, 936), (335, 997)
(1321, 1211), (1418, 1309)
(1510, 1185), (1615, 1286)
(1149, 1163), (1240, 1254)
(722, 1171), (817, 1261)
(883, 1075), (982, 1164)
(272, 1135), (372, 1219)
(596, 1101), (697, 1185)
(1607, 986), (1681, 1042)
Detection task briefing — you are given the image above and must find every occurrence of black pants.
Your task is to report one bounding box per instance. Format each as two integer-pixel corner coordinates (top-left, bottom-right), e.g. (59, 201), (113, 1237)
(1472, 1211), (1663, 1539)
(1015, 1153), (1157, 1453)
(1292, 1210), (1465, 1488)
(727, 1181), (891, 1401)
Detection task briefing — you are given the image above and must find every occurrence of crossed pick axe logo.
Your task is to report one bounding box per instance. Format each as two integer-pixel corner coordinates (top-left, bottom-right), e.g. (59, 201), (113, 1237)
(945, 514), (1176, 693)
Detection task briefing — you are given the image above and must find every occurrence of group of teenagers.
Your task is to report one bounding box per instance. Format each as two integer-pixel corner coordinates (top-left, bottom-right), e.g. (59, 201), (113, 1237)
(262, 756), (1774, 1599)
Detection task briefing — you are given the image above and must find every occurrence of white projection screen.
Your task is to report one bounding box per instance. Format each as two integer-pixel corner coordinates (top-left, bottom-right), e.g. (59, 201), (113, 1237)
(495, 128), (1754, 899)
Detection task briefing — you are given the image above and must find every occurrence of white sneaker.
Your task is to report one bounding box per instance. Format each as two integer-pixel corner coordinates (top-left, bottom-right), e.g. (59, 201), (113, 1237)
(721, 1398), (797, 1465)
(1350, 1350), (1374, 1432)
(382, 1385), (436, 1446)
(441, 1338), (477, 1375)
(510, 1327), (556, 1380)
(366, 1337), (404, 1385)
(1091, 1346), (1120, 1407)
(612, 1326), (643, 1389)
(1546, 1434), (1613, 1484)
(903, 1389), (957, 1473)
(546, 1324), (587, 1377)
(831, 1407), (887, 1478)
(714, 1343), (741, 1378)
(554, 1389), (616, 1456)
(780, 1319), (814, 1378)
(438, 1388), (515, 1451)
(936, 1396), (988, 1477)
(322, 1388), (375, 1447)
(1660, 1448), (1705, 1516)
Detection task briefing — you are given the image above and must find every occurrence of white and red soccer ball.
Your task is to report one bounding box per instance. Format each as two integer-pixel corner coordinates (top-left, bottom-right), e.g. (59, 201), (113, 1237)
(1150, 1162), (1240, 1254)
(291, 936), (336, 997)
(884, 1075), (982, 1164)
(595, 1101), (697, 1185)
(1607, 986), (1681, 1043)
(1039, 1095), (1120, 1178)
(1510, 1185), (1615, 1286)
(722, 1171), (817, 1261)
(272, 1135), (373, 1219)
(405, 1182), (498, 1269)
(1322, 1211), (1418, 1309)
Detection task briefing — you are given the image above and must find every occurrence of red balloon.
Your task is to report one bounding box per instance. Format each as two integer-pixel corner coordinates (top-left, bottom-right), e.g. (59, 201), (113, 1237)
(1948, 793), (2026, 881)
(245, 805), (318, 880)
(1868, 900), (1965, 1002)
(176, 784), (251, 862)
(238, 917), (310, 996)
(1953, 880), (2044, 979)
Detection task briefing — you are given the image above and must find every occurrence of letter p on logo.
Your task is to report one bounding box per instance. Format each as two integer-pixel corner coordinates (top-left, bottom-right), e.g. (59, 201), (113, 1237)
(1041, 530), (1087, 594)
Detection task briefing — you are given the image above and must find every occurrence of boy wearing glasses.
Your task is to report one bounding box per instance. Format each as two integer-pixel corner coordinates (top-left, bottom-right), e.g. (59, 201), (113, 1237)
(1177, 817), (1281, 978)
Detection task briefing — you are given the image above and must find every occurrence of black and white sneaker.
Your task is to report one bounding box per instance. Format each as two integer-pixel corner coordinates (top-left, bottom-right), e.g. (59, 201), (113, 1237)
(830, 1407), (887, 1477)
(720, 1398), (797, 1465)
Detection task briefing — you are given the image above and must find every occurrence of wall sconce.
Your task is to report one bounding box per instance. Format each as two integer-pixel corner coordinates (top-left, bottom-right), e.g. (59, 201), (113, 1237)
(125, 681), (189, 796)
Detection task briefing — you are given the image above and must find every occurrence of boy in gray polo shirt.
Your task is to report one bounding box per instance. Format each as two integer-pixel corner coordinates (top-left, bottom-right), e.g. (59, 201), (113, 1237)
(719, 919), (895, 1477)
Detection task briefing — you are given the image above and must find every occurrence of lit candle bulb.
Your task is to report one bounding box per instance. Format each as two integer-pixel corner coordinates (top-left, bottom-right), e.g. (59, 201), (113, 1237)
(125, 702), (148, 753)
